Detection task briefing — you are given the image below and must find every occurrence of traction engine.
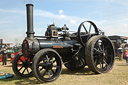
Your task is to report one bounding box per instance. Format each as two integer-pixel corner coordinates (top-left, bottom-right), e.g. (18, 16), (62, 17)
(12, 4), (115, 83)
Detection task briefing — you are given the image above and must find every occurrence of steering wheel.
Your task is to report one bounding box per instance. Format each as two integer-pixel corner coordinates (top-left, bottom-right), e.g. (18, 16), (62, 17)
(77, 21), (99, 46)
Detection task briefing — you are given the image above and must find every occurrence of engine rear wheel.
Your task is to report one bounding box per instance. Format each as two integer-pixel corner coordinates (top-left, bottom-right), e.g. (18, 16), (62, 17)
(86, 35), (115, 74)
(32, 49), (62, 83)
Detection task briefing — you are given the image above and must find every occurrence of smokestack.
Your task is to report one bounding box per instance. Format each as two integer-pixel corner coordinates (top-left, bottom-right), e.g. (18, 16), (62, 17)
(26, 4), (35, 39)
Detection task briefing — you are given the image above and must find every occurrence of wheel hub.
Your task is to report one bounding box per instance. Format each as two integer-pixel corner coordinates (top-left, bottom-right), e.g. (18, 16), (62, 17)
(44, 62), (53, 70)
(100, 52), (105, 56)
(99, 51), (106, 58)
(103, 52), (106, 57)
(23, 61), (30, 69)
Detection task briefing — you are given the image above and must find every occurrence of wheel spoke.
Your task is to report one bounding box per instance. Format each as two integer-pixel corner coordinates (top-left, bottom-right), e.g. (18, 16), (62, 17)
(103, 60), (111, 69)
(99, 62), (103, 69)
(39, 67), (44, 72)
(47, 71), (51, 78)
(102, 59), (104, 69)
(83, 24), (88, 33)
(94, 58), (98, 65)
(93, 48), (101, 53)
(46, 55), (50, 62)
(42, 70), (47, 77)
(38, 63), (45, 66)
(52, 60), (56, 63)
(51, 69), (55, 74)
(104, 46), (108, 51)
(22, 68), (26, 74)
(18, 66), (24, 71)
(103, 60), (108, 66)
(29, 67), (32, 70)
(89, 24), (91, 33)
(26, 68), (30, 74)
(19, 58), (24, 63)
(17, 64), (23, 66)
(93, 53), (99, 58)
(53, 65), (60, 69)
(26, 58), (30, 61)
(29, 63), (32, 70)
(102, 45), (105, 52)
(23, 56), (27, 61)
(80, 59), (85, 66)
(98, 43), (103, 52)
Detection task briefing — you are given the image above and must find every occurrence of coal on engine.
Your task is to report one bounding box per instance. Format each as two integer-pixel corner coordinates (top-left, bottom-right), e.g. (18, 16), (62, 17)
(12, 4), (115, 83)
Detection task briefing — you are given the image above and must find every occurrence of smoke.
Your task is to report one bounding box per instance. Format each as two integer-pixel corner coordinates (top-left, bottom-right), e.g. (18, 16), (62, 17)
(14, 38), (19, 44)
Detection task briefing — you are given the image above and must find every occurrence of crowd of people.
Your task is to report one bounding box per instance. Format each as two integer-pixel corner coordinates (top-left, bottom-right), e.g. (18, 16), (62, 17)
(118, 46), (128, 64)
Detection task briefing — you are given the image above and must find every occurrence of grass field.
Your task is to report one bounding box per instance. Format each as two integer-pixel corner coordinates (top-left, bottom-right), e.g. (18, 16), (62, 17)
(0, 57), (128, 85)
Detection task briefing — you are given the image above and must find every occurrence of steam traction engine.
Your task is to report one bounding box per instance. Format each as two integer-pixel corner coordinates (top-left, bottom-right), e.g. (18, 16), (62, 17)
(12, 4), (115, 83)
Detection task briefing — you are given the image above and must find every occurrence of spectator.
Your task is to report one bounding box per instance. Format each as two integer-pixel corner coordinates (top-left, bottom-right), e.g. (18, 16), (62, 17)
(1, 46), (7, 65)
(118, 47), (123, 61)
(124, 50), (128, 64)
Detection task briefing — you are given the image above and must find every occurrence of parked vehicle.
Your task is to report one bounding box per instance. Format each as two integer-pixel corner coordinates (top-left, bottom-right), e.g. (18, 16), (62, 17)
(108, 35), (128, 56)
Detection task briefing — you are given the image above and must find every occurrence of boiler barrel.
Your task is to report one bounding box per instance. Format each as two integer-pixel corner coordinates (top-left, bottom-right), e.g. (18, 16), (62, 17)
(38, 39), (74, 49)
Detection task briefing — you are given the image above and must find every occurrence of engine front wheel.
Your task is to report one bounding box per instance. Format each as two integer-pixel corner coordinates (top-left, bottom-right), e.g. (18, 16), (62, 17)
(32, 49), (62, 83)
(12, 53), (33, 77)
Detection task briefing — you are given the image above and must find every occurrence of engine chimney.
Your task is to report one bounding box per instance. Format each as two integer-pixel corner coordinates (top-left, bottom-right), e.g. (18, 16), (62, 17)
(26, 4), (35, 39)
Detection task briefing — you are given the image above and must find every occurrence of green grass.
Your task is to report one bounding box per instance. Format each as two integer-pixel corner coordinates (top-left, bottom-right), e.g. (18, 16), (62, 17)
(0, 57), (128, 85)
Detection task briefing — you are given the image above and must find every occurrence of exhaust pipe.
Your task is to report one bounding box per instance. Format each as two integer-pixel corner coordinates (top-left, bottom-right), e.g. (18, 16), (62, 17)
(22, 4), (39, 57)
(26, 4), (35, 39)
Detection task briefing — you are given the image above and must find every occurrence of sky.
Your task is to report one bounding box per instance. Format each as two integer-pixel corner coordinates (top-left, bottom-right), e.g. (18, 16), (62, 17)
(0, 0), (128, 44)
